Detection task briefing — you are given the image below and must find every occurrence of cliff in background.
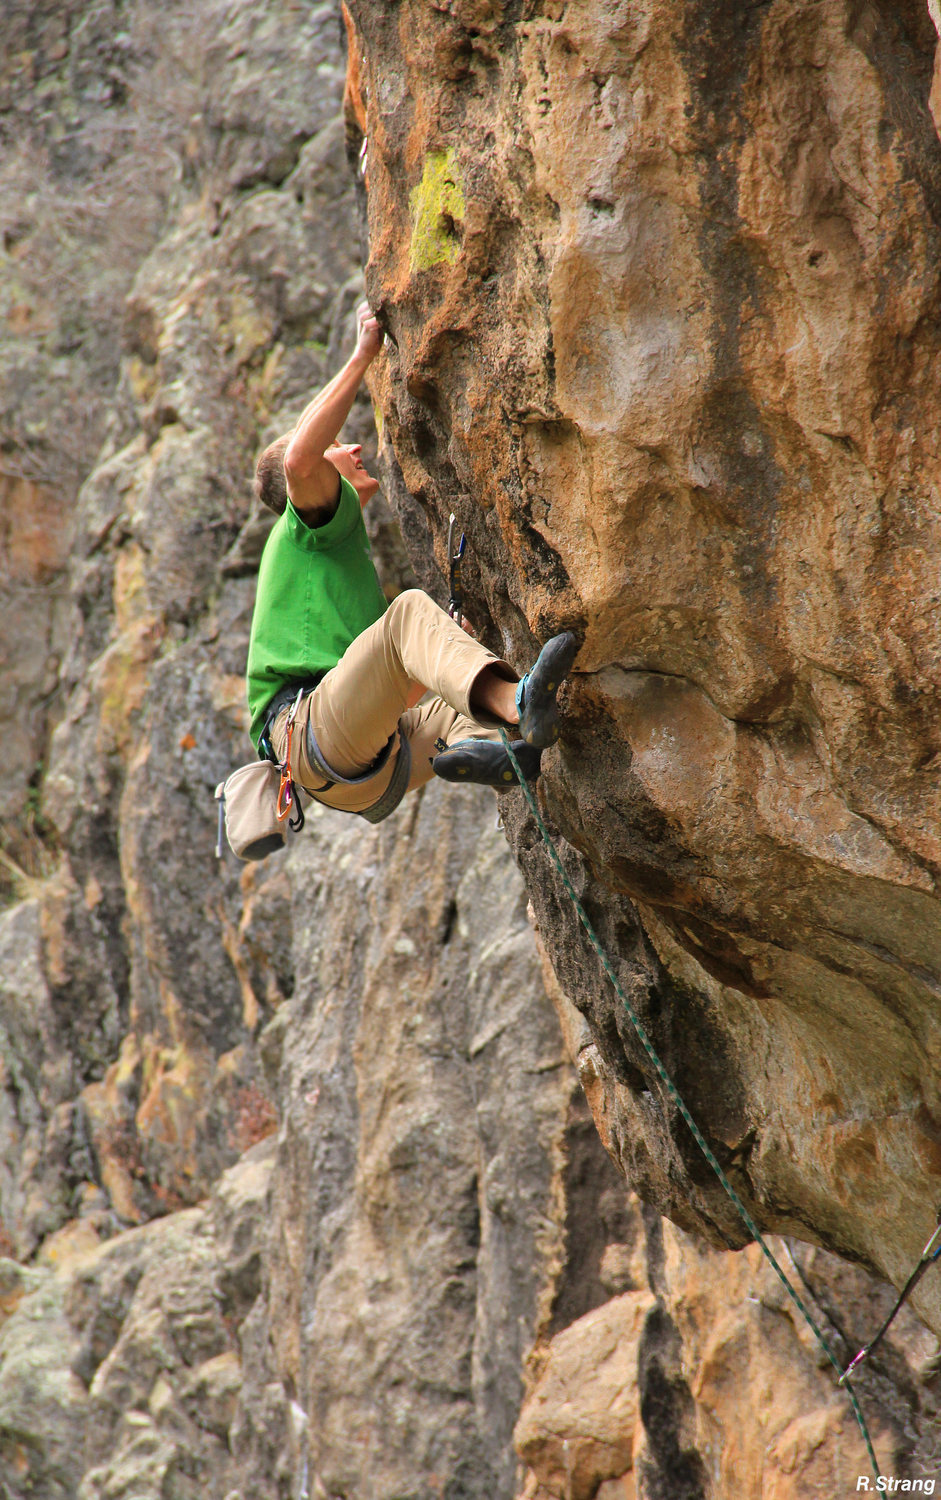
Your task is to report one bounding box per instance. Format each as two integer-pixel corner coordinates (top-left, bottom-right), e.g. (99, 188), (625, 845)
(0, 2), (939, 1498)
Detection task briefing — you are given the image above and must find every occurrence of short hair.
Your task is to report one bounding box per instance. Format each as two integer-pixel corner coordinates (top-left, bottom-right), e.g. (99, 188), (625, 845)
(253, 433), (292, 515)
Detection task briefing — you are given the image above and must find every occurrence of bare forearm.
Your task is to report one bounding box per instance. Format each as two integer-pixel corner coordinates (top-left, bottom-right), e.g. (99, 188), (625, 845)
(281, 303), (384, 520)
(285, 349), (371, 479)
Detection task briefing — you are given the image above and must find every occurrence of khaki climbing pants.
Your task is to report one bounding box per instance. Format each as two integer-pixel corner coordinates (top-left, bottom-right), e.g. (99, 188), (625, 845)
(269, 588), (515, 815)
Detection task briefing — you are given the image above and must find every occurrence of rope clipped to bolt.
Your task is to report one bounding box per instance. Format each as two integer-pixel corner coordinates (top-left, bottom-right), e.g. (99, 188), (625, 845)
(839, 1214), (941, 1384)
(498, 727), (882, 1486)
(447, 512), (466, 627)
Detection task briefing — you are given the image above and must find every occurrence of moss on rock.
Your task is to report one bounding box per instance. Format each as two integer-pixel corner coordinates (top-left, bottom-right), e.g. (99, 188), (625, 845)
(409, 149), (465, 272)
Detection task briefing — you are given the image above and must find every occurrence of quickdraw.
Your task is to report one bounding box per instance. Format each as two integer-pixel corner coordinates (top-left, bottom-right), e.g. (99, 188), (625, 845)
(276, 690), (306, 832)
(839, 1210), (941, 1384)
(447, 512), (466, 628)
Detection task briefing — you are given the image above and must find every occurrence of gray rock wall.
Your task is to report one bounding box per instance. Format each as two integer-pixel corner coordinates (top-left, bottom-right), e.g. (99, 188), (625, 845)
(0, 4), (601, 1494)
(263, 792), (581, 1499)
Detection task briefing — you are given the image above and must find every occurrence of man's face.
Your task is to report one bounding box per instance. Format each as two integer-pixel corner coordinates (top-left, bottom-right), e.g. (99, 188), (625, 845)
(326, 442), (380, 504)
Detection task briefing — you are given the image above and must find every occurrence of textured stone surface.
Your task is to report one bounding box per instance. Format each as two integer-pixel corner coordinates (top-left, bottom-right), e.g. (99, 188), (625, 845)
(0, 1142), (275, 1500)
(516, 1191), (941, 1500)
(0, 786), (627, 1500)
(0, 0), (371, 1251)
(2, 5), (590, 1493)
(516, 1290), (655, 1500)
(0, 0), (218, 827)
(347, 0), (941, 1330)
(260, 788), (589, 1500)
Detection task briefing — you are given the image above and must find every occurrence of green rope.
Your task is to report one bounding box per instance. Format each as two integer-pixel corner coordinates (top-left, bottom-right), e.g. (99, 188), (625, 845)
(500, 728), (882, 1484)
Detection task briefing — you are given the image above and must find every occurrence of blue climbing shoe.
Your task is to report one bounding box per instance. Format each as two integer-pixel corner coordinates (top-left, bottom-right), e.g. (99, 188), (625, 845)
(432, 738), (542, 789)
(515, 631), (578, 747)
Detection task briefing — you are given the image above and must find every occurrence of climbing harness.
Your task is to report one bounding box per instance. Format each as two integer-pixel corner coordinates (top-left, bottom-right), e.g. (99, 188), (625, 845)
(498, 728), (883, 1486)
(839, 1211), (941, 1384)
(216, 676), (411, 859)
(447, 513), (466, 627)
(262, 679), (410, 826)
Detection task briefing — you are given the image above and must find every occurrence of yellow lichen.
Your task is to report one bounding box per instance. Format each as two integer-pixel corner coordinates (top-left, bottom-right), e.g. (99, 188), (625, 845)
(94, 616), (161, 753)
(126, 354), (159, 406)
(113, 543), (149, 633)
(409, 150), (465, 272)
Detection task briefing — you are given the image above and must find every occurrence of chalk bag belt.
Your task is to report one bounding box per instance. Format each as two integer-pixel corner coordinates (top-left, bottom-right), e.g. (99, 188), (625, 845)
(305, 720), (411, 825)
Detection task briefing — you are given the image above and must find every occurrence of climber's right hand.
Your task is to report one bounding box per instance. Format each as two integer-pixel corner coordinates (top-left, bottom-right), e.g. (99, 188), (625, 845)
(355, 300), (384, 363)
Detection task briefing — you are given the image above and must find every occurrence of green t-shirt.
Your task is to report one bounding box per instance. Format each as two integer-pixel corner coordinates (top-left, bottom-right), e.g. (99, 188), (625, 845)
(246, 475), (388, 748)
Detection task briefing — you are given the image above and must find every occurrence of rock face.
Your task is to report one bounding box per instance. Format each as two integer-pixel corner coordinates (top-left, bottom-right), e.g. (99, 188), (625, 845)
(347, 0), (941, 1331)
(0, 0), (383, 1261)
(515, 1196), (941, 1500)
(1, 1), (941, 1497)
(259, 794), (586, 1500)
(0, 1144), (273, 1500)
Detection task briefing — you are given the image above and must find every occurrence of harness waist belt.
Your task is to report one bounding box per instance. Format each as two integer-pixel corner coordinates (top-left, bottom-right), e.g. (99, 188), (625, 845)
(261, 678), (410, 824)
(261, 675), (325, 749)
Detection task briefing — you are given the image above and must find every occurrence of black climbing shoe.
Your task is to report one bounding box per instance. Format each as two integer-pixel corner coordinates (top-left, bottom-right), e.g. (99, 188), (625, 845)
(432, 738), (542, 790)
(515, 631), (578, 747)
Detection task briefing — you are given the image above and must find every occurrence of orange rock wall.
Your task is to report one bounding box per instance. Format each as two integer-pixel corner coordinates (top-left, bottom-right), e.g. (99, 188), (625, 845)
(347, 0), (941, 1333)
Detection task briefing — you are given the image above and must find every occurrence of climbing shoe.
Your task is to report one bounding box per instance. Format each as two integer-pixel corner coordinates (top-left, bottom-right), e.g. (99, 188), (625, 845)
(432, 738), (542, 790)
(515, 631), (578, 747)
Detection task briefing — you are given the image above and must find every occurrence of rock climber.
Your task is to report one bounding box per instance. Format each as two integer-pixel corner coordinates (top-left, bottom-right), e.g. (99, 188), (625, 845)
(245, 301), (578, 825)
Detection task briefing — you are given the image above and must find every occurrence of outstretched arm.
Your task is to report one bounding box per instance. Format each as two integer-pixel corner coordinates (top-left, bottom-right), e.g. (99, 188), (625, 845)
(283, 302), (383, 520)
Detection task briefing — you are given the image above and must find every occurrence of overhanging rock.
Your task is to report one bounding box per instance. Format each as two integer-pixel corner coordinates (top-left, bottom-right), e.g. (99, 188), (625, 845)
(346, 0), (941, 1333)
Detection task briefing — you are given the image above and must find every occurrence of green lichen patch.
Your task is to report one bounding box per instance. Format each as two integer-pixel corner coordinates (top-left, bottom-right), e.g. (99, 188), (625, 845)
(409, 150), (465, 272)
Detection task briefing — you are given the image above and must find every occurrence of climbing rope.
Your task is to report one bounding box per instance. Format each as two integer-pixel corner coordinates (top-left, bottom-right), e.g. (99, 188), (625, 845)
(498, 728), (882, 1485)
(840, 1214), (941, 1384)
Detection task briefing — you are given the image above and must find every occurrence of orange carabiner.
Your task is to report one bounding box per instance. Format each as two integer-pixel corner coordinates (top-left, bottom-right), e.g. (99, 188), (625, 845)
(276, 713), (296, 821)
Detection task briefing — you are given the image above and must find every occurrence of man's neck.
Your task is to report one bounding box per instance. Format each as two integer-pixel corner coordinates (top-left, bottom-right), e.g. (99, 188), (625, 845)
(290, 470), (341, 529)
(293, 495), (339, 528)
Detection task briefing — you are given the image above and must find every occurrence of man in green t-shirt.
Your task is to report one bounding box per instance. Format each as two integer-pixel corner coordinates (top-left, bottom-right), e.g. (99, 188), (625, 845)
(246, 303), (577, 824)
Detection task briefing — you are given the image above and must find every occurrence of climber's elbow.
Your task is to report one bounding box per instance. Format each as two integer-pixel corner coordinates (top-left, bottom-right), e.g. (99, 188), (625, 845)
(283, 440), (317, 484)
